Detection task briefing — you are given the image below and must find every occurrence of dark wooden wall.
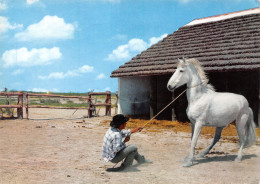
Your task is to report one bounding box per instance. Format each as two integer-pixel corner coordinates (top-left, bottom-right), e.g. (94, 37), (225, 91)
(150, 75), (173, 120)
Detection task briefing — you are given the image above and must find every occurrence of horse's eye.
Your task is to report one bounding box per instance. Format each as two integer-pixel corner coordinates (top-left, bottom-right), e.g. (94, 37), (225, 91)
(180, 70), (184, 73)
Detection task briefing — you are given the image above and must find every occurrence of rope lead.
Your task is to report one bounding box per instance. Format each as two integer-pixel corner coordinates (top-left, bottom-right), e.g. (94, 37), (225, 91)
(142, 89), (187, 128)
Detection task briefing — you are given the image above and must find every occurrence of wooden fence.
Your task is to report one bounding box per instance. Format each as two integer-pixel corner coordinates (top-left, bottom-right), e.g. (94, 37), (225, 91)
(0, 92), (23, 119)
(0, 91), (112, 119)
(88, 92), (111, 117)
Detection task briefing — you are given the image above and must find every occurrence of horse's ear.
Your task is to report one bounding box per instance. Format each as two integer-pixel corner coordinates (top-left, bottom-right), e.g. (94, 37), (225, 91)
(178, 57), (188, 65)
(178, 58), (184, 63)
(182, 57), (188, 64)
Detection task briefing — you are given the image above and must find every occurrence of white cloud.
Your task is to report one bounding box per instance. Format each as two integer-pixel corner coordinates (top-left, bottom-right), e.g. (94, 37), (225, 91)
(40, 72), (65, 79)
(106, 33), (167, 61)
(149, 33), (168, 46)
(128, 39), (148, 51)
(0, 1), (7, 10)
(11, 69), (24, 75)
(0, 16), (23, 35)
(39, 65), (94, 80)
(15, 15), (76, 41)
(27, 0), (40, 5)
(78, 65), (94, 73)
(96, 73), (106, 80)
(1, 47), (62, 67)
(106, 45), (129, 61)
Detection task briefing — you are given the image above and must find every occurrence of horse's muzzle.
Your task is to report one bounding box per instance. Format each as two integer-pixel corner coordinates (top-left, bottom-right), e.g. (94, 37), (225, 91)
(167, 85), (175, 92)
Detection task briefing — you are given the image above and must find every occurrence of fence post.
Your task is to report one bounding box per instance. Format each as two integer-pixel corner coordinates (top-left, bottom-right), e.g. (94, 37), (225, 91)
(105, 91), (111, 116)
(25, 92), (29, 119)
(17, 91), (23, 119)
(88, 93), (92, 118)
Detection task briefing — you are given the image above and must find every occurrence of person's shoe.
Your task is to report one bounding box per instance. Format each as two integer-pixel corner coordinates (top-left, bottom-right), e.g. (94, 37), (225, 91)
(143, 159), (153, 164)
(139, 159), (152, 164)
(138, 157), (153, 164)
(106, 165), (126, 172)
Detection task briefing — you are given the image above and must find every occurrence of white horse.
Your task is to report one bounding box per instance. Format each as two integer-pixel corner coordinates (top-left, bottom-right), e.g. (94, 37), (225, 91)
(167, 58), (256, 167)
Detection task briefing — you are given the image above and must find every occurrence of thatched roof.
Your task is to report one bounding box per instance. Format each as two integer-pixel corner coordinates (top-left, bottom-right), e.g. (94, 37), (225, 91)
(111, 8), (260, 78)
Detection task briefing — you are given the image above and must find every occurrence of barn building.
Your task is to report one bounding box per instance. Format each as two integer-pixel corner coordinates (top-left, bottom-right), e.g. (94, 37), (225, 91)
(111, 8), (260, 126)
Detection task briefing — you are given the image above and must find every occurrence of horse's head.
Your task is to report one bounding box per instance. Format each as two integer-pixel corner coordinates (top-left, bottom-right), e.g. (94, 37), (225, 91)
(167, 58), (190, 92)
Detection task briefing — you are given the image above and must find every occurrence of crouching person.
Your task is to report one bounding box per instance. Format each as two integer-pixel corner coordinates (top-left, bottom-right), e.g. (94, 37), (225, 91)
(102, 114), (151, 172)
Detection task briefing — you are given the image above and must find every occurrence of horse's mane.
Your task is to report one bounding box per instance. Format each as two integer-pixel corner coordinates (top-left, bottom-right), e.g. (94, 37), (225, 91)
(186, 58), (215, 91)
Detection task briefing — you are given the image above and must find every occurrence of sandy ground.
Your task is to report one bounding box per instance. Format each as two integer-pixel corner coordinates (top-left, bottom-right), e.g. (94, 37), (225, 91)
(0, 108), (260, 184)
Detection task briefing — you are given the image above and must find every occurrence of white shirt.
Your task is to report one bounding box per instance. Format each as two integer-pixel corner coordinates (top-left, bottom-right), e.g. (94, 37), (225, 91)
(102, 127), (131, 162)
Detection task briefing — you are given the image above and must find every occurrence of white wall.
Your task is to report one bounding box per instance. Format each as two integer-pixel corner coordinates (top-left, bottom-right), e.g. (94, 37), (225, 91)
(118, 76), (151, 116)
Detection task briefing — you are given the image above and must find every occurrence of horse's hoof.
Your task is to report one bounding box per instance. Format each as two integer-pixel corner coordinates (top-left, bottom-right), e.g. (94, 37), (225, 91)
(197, 152), (206, 158)
(234, 157), (242, 163)
(183, 161), (193, 167)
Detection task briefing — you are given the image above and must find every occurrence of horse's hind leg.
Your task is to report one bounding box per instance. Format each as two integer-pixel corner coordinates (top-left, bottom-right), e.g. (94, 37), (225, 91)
(198, 127), (223, 158)
(235, 112), (249, 162)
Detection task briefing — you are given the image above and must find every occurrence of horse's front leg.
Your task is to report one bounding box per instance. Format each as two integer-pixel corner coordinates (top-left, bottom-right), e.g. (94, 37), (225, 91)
(198, 127), (223, 158)
(184, 122), (203, 167)
(190, 120), (195, 139)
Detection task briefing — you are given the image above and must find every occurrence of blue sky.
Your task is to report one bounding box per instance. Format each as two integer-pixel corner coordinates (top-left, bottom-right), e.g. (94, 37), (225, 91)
(0, 0), (259, 93)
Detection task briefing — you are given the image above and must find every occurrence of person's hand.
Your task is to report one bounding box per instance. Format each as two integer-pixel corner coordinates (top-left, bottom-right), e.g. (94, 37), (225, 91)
(124, 136), (130, 143)
(137, 127), (143, 132)
(131, 127), (143, 133)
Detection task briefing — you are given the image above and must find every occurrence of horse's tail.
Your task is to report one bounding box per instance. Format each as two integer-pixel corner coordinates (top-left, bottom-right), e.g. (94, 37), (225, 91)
(244, 108), (256, 148)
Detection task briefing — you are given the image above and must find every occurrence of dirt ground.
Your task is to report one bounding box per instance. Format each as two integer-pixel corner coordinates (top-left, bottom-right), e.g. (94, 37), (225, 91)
(0, 108), (260, 184)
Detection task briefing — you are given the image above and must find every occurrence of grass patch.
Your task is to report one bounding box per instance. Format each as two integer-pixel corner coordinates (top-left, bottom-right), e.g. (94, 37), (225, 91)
(29, 98), (88, 108)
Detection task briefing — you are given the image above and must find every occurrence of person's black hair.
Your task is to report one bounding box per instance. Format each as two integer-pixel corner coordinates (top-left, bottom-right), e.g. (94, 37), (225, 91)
(110, 114), (129, 128)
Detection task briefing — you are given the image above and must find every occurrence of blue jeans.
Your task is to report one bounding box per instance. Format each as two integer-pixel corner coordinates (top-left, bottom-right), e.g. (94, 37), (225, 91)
(111, 144), (145, 167)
